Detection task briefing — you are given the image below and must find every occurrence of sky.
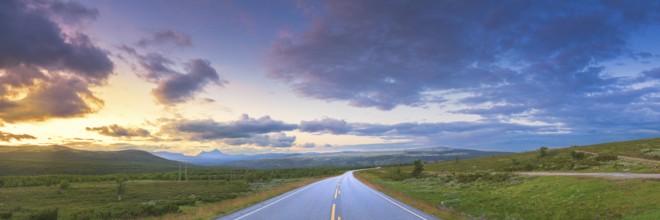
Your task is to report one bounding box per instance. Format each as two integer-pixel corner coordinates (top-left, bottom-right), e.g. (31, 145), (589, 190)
(0, 0), (659, 155)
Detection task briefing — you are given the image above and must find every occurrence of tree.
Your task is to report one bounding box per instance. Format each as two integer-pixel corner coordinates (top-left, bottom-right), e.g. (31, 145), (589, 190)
(412, 159), (424, 178)
(117, 179), (126, 201)
(538, 146), (549, 158)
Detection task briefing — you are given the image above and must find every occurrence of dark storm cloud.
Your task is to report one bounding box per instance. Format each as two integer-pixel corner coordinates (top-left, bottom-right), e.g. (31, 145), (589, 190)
(85, 124), (151, 138)
(152, 59), (227, 104)
(0, 131), (36, 142)
(138, 29), (193, 48)
(0, 0), (113, 123)
(165, 114), (297, 141)
(299, 118), (351, 134)
(267, 0), (660, 137)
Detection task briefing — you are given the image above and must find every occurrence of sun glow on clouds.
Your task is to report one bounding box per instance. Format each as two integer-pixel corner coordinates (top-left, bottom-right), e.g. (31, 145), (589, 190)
(1, 0), (659, 153)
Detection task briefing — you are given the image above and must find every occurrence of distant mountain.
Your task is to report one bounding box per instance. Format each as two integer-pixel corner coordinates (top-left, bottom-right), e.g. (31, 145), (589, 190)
(169, 147), (506, 169)
(0, 145), (179, 175)
(152, 149), (304, 165)
(222, 147), (506, 169)
(197, 149), (229, 159)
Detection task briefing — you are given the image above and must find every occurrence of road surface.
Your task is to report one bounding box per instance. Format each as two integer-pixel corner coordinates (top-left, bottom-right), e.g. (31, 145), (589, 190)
(517, 172), (660, 179)
(217, 170), (439, 220)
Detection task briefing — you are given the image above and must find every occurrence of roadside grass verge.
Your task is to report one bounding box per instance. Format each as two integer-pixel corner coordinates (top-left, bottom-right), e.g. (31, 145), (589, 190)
(356, 168), (660, 220)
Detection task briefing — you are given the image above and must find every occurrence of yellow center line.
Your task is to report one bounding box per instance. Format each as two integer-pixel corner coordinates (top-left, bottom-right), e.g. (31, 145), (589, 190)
(334, 188), (339, 199)
(330, 203), (336, 220)
(338, 216), (342, 220)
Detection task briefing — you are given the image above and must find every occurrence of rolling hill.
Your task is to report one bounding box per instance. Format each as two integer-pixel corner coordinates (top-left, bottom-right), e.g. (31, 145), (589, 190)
(152, 149), (305, 165)
(0, 145), (180, 175)
(422, 137), (660, 173)
(219, 147), (506, 169)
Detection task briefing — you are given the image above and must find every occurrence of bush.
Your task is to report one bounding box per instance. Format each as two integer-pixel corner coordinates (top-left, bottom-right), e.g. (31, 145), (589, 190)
(595, 154), (618, 161)
(389, 167), (408, 181)
(134, 201), (179, 217)
(452, 172), (516, 184)
(28, 208), (58, 220)
(640, 148), (660, 160)
(58, 180), (70, 191)
(571, 150), (586, 160)
(0, 212), (12, 220)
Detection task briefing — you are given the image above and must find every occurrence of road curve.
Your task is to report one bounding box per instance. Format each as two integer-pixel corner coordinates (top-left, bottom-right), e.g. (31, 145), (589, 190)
(217, 170), (439, 220)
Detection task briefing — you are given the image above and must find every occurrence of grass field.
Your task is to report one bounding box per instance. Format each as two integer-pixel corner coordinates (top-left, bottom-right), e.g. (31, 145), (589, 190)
(423, 138), (660, 174)
(355, 138), (660, 219)
(0, 180), (252, 219)
(357, 170), (659, 219)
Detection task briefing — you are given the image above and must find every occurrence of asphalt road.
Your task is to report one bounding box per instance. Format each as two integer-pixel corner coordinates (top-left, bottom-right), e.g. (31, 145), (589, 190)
(217, 170), (439, 220)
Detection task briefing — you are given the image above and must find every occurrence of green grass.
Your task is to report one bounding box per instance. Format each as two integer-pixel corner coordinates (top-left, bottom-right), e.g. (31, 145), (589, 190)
(578, 138), (660, 160)
(355, 138), (660, 219)
(424, 138), (660, 173)
(357, 170), (660, 220)
(0, 180), (250, 219)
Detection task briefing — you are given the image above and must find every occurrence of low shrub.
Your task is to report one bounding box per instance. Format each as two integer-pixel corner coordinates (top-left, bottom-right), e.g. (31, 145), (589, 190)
(0, 212), (12, 220)
(595, 154), (618, 161)
(444, 172), (518, 184)
(28, 208), (58, 220)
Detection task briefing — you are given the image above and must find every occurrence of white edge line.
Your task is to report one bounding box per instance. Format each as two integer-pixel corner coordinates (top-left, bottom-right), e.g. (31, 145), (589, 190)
(354, 173), (428, 220)
(232, 178), (328, 220)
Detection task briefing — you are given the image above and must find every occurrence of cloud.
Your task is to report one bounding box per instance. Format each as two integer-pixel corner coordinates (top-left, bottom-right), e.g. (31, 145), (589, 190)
(163, 114), (297, 146)
(0, 131), (36, 142)
(0, 75), (103, 122)
(118, 44), (227, 105)
(135, 52), (178, 82)
(266, 0), (660, 145)
(47, 0), (99, 24)
(296, 116), (660, 151)
(152, 59), (227, 104)
(224, 132), (296, 148)
(138, 29), (193, 48)
(0, 0), (113, 123)
(298, 142), (317, 148)
(85, 124), (151, 138)
(297, 142), (331, 149)
(299, 118), (351, 134)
